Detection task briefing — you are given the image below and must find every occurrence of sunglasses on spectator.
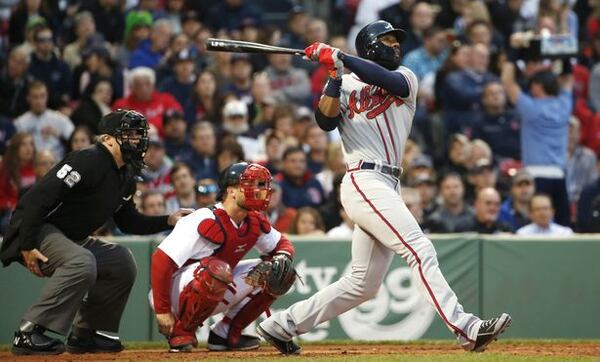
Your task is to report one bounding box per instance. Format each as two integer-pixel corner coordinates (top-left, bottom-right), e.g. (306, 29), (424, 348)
(35, 36), (53, 43)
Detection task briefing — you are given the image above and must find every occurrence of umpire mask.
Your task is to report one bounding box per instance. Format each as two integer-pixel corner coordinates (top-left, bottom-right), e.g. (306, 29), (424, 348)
(98, 109), (150, 170)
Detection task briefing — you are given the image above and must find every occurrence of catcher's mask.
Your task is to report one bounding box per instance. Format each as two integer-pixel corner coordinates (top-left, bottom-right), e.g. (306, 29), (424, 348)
(217, 162), (273, 211)
(98, 109), (149, 170)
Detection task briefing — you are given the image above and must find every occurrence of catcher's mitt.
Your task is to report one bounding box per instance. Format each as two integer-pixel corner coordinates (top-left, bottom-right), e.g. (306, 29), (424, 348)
(245, 254), (297, 296)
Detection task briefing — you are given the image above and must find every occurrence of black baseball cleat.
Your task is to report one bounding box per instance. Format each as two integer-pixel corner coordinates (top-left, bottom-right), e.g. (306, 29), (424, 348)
(471, 313), (512, 352)
(66, 328), (124, 354)
(207, 330), (260, 351)
(11, 323), (65, 355)
(256, 325), (301, 355)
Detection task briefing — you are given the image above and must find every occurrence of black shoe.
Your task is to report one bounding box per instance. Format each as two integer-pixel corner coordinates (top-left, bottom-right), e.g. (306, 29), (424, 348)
(11, 324), (65, 355)
(256, 325), (301, 355)
(472, 313), (512, 352)
(66, 328), (124, 354)
(207, 330), (260, 351)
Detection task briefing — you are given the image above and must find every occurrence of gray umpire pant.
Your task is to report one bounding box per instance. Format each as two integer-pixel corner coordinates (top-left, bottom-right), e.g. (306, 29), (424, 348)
(22, 224), (137, 335)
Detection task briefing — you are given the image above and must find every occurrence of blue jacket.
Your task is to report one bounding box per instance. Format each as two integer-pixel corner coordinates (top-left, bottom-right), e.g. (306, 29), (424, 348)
(28, 53), (72, 106)
(129, 40), (163, 69)
(471, 109), (521, 160)
(275, 172), (325, 209)
(159, 77), (194, 111)
(181, 152), (219, 181)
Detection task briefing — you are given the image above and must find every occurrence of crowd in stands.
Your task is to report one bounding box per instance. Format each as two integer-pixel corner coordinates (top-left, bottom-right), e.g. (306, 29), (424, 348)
(1, 0), (599, 238)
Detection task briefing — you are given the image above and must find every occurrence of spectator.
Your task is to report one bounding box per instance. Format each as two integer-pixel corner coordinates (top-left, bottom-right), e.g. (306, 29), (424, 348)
(282, 5), (309, 50)
(498, 169), (535, 231)
(195, 178), (218, 208)
(316, 142), (346, 198)
(502, 63), (573, 226)
(0, 47), (33, 118)
(427, 173), (474, 232)
(13, 15), (47, 58)
(412, 174), (438, 217)
(402, 2), (436, 54)
(573, 93), (600, 155)
(406, 154), (435, 186)
(180, 10), (202, 40)
(224, 53), (254, 103)
(258, 131), (285, 175)
(221, 100), (261, 161)
(566, 116), (598, 206)
(71, 78), (113, 134)
(288, 207), (326, 236)
(158, 48), (197, 109)
(83, 0), (125, 44)
(265, 53), (311, 106)
(272, 104), (299, 146)
(0, 116), (17, 155)
(63, 11), (102, 69)
(164, 0), (185, 33)
(249, 72), (276, 128)
(8, 0), (53, 47)
(466, 159), (497, 202)
(162, 110), (192, 162)
(183, 121), (219, 181)
(403, 26), (448, 81)
(28, 26), (72, 108)
(455, 187), (513, 233)
(467, 139), (493, 169)
(14, 81), (74, 160)
(577, 176), (600, 232)
(113, 67), (182, 136)
(402, 186), (448, 233)
(276, 146), (325, 209)
(205, 0), (262, 33)
(73, 45), (124, 101)
(471, 81), (522, 161)
(129, 19), (172, 69)
(517, 194), (574, 235)
(0, 133), (36, 232)
(67, 125), (94, 153)
(266, 181), (297, 234)
(215, 138), (245, 173)
(442, 133), (471, 179)
(116, 10), (152, 67)
(379, 0), (416, 31)
(293, 106), (316, 144)
(441, 43), (496, 135)
(304, 124), (328, 175)
(327, 208), (354, 238)
(184, 69), (221, 124)
(32, 149), (56, 181)
(434, 41), (471, 111)
(155, 33), (192, 83)
(140, 139), (174, 196)
(140, 190), (167, 216)
(165, 162), (197, 213)
(318, 173), (344, 232)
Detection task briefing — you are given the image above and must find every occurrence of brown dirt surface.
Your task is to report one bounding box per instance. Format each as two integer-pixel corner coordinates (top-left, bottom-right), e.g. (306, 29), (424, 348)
(2, 342), (600, 361)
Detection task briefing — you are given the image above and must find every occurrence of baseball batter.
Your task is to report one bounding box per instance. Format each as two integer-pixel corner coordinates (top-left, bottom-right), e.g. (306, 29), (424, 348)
(257, 21), (511, 354)
(149, 162), (297, 352)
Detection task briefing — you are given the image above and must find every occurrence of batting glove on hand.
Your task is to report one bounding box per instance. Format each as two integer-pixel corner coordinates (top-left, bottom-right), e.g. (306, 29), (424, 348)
(305, 42), (344, 79)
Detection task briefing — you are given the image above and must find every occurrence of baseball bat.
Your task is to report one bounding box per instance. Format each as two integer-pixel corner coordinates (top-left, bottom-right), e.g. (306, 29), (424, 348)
(206, 38), (305, 56)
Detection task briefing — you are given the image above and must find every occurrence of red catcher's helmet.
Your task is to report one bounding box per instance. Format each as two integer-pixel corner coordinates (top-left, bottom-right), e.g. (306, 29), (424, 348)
(218, 162), (273, 211)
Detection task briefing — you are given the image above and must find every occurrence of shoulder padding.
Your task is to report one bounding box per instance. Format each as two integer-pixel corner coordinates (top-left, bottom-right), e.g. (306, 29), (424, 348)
(197, 218), (225, 244)
(252, 211), (272, 234)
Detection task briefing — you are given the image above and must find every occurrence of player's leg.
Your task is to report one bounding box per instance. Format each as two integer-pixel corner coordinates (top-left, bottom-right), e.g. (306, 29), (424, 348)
(66, 237), (137, 353)
(344, 171), (510, 350)
(13, 224), (96, 355)
(208, 259), (264, 351)
(259, 224), (394, 353)
(167, 257), (232, 352)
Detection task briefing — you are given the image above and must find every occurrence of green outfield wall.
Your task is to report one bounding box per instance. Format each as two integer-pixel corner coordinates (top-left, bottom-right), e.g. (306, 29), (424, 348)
(1, 234), (599, 343)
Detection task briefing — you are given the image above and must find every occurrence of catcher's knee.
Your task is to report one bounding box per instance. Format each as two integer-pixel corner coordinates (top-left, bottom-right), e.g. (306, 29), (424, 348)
(177, 257), (233, 330)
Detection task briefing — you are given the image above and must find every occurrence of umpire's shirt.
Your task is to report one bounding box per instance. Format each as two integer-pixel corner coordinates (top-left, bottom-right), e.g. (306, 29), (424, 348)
(0, 143), (170, 266)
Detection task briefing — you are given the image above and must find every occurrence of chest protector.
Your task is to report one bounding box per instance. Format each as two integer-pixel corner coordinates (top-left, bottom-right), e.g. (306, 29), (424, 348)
(197, 208), (271, 268)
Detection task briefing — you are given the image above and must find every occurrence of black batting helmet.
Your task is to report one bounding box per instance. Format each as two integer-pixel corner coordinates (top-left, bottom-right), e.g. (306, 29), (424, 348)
(355, 20), (406, 70)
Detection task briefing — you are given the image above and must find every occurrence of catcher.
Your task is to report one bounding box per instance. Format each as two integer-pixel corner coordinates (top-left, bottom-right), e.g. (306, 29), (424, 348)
(149, 162), (296, 352)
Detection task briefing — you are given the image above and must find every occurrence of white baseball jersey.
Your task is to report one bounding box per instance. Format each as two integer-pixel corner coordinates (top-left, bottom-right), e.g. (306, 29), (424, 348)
(158, 203), (282, 269)
(338, 66), (418, 167)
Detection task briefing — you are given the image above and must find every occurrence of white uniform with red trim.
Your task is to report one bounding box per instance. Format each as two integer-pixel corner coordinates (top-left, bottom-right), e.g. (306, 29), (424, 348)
(261, 67), (482, 348)
(149, 204), (284, 338)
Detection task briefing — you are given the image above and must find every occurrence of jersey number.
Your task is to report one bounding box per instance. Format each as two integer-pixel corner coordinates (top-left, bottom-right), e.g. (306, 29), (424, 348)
(56, 164), (81, 188)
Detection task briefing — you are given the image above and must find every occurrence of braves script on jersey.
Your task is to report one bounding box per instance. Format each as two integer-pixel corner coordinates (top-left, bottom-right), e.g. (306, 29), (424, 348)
(339, 66), (418, 167)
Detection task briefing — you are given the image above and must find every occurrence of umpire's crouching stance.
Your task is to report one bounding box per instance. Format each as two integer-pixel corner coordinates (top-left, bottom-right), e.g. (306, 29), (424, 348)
(0, 110), (191, 355)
